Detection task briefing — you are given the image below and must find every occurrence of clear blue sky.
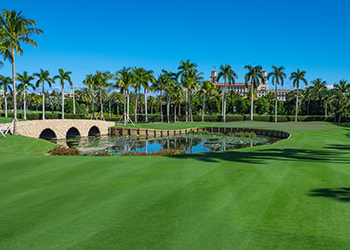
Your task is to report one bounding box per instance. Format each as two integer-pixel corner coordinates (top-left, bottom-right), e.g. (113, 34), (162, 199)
(2, 0), (350, 93)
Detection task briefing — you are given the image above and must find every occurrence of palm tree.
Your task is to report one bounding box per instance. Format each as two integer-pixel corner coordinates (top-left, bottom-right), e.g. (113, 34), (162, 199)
(77, 87), (92, 113)
(289, 69), (307, 122)
(16, 71), (35, 120)
(244, 65), (265, 121)
(83, 74), (96, 119)
(34, 69), (53, 120)
(268, 66), (286, 122)
(199, 80), (217, 122)
(132, 67), (155, 122)
(148, 95), (156, 114)
(310, 78), (327, 115)
(114, 67), (134, 126)
(53, 68), (72, 119)
(184, 68), (203, 122)
(177, 59), (197, 122)
(0, 75), (12, 117)
(94, 70), (112, 120)
(334, 79), (349, 96)
(31, 94), (42, 112)
(217, 64), (238, 122)
(0, 10), (43, 134)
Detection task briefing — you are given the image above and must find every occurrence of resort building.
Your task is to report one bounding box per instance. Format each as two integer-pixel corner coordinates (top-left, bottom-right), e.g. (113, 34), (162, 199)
(210, 69), (291, 101)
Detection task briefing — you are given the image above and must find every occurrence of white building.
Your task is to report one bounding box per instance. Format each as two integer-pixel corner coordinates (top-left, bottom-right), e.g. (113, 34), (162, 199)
(210, 69), (290, 101)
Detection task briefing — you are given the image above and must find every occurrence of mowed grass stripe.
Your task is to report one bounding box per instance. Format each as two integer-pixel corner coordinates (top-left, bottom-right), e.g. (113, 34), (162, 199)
(1, 122), (350, 249)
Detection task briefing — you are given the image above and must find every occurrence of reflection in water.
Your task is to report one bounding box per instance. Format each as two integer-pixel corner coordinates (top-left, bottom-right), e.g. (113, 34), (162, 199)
(52, 135), (280, 156)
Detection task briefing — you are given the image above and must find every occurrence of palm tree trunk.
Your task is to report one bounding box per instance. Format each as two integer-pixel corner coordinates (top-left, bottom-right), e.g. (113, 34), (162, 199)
(62, 87), (65, 119)
(91, 89), (95, 119)
(5, 95), (7, 118)
(307, 101), (309, 115)
(250, 84), (254, 121)
(23, 89), (26, 120)
(275, 83), (278, 123)
(223, 83), (227, 122)
(144, 88), (148, 122)
(72, 86), (76, 114)
(124, 90), (127, 126)
(134, 87), (138, 122)
(127, 90), (130, 122)
(86, 101), (89, 112)
(325, 101), (327, 118)
(160, 90), (163, 123)
(167, 94), (170, 123)
(151, 102), (153, 114)
(174, 100), (177, 123)
(100, 88), (103, 119)
(190, 92), (193, 122)
(12, 50), (18, 135)
(202, 94), (206, 122)
(185, 90), (188, 122)
(42, 84), (45, 120)
(295, 87), (299, 122)
(109, 101), (111, 118)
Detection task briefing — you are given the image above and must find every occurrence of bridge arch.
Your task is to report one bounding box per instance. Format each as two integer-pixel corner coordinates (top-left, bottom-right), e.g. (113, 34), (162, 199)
(88, 126), (100, 136)
(66, 127), (81, 138)
(39, 128), (57, 140)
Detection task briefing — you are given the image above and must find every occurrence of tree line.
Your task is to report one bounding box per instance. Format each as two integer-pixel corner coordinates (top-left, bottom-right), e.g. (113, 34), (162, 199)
(1, 9), (349, 135)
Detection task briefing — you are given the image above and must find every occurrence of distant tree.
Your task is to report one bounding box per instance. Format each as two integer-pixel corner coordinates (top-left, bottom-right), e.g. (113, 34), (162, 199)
(0, 75), (12, 117)
(268, 66), (286, 122)
(244, 65), (265, 121)
(16, 71), (35, 120)
(53, 68), (72, 119)
(333, 79), (349, 96)
(34, 69), (53, 119)
(46, 96), (59, 113)
(217, 64), (238, 122)
(289, 69), (307, 122)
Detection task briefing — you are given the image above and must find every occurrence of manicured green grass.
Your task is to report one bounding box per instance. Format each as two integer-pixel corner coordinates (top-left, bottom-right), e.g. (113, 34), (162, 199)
(0, 117), (25, 124)
(1, 122), (350, 249)
(120, 121), (334, 131)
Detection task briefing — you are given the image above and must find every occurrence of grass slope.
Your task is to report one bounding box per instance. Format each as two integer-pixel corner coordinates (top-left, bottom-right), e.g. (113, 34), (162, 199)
(1, 122), (350, 249)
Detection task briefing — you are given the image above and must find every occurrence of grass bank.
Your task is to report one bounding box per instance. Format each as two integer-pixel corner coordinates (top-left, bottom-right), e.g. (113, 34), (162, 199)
(1, 122), (350, 249)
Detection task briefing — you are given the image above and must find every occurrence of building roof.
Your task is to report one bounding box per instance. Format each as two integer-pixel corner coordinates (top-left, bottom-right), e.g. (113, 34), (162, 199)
(216, 82), (250, 86)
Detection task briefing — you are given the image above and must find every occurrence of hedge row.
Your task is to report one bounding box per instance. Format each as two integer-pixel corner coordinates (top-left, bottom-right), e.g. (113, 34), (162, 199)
(107, 114), (337, 123)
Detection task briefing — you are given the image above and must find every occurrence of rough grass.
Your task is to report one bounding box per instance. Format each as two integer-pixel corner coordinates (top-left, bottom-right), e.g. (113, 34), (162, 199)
(1, 122), (350, 249)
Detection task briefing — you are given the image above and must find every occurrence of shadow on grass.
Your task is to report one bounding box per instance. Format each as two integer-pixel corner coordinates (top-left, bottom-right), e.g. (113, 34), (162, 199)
(167, 147), (350, 165)
(308, 188), (350, 202)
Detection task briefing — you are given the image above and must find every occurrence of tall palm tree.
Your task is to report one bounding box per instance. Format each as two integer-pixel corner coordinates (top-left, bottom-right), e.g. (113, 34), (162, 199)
(114, 67), (134, 126)
(34, 69), (53, 120)
(0, 10), (43, 134)
(177, 59), (197, 122)
(77, 87), (92, 113)
(310, 78), (327, 115)
(268, 66), (286, 122)
(244, 65), (265, 121)
(0, 75), (12, 117)
(184, 68), (203, 122)
(53, 68), (72, 119)
(217, 64), (238, 122)
(334, 79), (349, 96)
(83, 74), (96, 119)
(94, 70), (112, 120)
(132, 67), (155, 122)
(16, 71), (35, 120)
(199, 80), (217, 122)
(289, 69), (307, 122)
(148, 95), (156, 114)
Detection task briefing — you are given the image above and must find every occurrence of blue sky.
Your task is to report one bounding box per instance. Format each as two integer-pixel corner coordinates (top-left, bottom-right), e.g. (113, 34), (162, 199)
(1, 0), (350, 93)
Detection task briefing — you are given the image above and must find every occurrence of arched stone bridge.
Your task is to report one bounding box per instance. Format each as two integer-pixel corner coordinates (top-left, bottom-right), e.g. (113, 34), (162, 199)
(8, 119), (115, 139)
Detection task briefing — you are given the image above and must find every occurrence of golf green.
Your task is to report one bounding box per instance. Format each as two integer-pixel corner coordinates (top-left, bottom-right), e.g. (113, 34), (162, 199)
(1, 122), (350, 249)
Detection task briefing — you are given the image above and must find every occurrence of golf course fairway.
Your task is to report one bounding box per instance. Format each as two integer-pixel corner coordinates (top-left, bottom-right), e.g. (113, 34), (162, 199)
(1, 121), (350, 249)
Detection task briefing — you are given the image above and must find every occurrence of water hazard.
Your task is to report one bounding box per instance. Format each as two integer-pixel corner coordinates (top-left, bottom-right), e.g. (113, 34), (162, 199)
(55, 133), (280, 156)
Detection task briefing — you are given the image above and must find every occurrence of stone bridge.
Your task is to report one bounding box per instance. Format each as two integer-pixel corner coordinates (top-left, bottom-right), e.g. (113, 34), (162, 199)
(6, 119), (115, 139)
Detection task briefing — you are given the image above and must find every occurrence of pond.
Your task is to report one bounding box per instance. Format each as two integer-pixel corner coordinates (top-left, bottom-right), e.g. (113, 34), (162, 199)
(55, 133), (281, 156)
